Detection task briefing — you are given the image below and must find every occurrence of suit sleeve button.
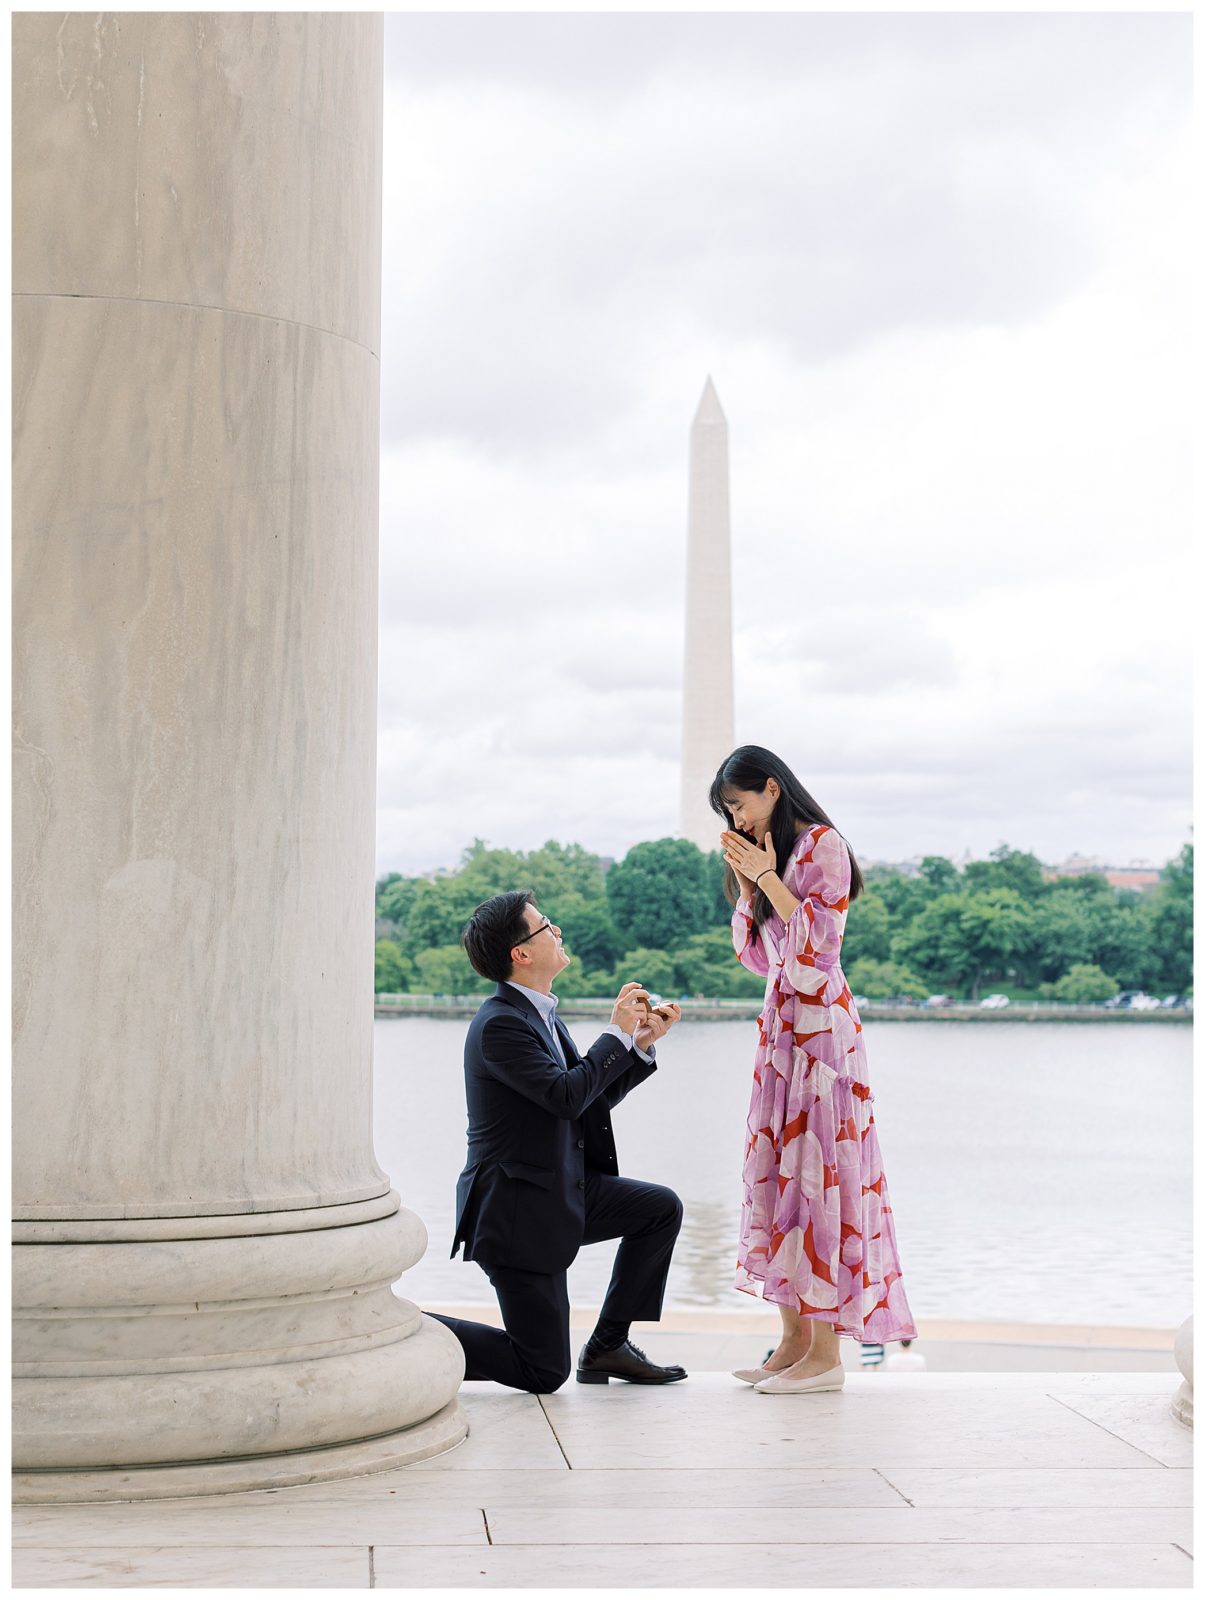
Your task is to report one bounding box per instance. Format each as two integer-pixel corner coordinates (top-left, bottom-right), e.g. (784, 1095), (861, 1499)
(578, 1179), (586, 1189)
(577, 1139), (585, 1149)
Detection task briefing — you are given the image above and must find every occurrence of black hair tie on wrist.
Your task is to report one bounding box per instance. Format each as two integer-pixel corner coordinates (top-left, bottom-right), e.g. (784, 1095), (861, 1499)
(755, 868), (773, 884)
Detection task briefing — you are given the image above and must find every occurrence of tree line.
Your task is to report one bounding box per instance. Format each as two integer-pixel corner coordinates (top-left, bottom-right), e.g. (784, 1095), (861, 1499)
(374, 837), (1193, 1004)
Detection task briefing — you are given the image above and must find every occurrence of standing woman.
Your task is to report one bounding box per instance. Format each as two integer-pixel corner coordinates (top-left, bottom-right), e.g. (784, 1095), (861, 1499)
(711, 745), (916, 1394)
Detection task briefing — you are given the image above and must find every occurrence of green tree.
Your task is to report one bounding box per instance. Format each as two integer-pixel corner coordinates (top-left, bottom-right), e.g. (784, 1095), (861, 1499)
(451, 838), (610, 907)
(413, 943), (489, 996)
(953, 886), (1034, 1001)
(846, 958), (929, 1001)
(375, 833), (1197, 1011)
(919, 855), (961, 895)
(891, 893), (973, 992)
(840, 890), (892, 967)
(376, 874), (422, 931)
(1039, 963), (1119, 1003)
(404, 877), (484, 954)
(374, 939), (413, 994)
(1025, 889), (1097, 985)
(1149, 841), (1193, 991)
(525, 840), (607, 902)
(670, 928), (766, 998)
(893, 887), (1032, 1000)
(963, 844), (1047, 901)
(705, 850), (735, 926)
(1087, 894), (1159, 990)
(553, 961), (607, 998)
(550, 894), (622, 971)
(1053, 871), (1114, 897)
(606, 837), (716, 950)
(582, 967), (622, 996)
(605, 946), (679, 996)
(455, 839), (527, 897)
(863, 865), (931, 926)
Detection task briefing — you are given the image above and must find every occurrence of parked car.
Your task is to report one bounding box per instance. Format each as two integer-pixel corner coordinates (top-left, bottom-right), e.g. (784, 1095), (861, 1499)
(851, 995), (869, 1009)
(883, 994), (918, 1007)
(924, 994), (954, 1008)
(979, 993), (1010, 1009)
(1160, 994), (1187, 1009)
(1103, 989), (1141, 1010)
(1125, 992), (1162, 1011)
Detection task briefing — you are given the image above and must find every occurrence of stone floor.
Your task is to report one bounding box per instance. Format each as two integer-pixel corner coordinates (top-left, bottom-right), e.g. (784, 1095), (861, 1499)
(12, 1370), (1192, 1588)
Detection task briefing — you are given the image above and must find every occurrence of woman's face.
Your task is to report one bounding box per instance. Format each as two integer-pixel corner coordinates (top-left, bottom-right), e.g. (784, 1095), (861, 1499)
(723, 780), (780, 841)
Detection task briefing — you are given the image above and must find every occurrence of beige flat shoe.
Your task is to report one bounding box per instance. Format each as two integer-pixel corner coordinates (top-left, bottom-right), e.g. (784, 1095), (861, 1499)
(754, 1360), (846, 1395)
(731, 1366), (769, 1384)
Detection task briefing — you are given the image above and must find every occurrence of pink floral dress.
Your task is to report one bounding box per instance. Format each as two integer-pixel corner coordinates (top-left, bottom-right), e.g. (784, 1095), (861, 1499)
(731, 824), (916, 1342)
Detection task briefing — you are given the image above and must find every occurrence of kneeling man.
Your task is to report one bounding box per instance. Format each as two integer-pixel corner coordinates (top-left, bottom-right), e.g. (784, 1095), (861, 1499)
(428, 891), (687, 1392)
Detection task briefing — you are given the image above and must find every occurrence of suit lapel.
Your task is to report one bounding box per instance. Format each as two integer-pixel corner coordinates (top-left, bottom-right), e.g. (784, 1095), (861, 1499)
(494, 982), (567, 1068)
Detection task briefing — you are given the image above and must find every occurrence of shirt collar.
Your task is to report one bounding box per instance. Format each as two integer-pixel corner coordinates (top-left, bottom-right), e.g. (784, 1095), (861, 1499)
(506, 979), (558, 1028)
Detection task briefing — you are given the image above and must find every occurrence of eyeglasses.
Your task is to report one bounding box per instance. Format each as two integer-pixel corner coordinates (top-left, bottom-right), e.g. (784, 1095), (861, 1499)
(513, 918), (557, 948)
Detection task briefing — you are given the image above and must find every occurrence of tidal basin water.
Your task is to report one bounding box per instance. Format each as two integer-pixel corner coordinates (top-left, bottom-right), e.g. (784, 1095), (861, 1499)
(374, 1017), (1192, 1329)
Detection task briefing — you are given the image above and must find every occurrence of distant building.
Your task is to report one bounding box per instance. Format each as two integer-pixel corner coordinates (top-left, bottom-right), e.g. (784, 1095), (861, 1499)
(865, 850), (1168, 892)
(1048, 854), (1163, 892)
(863, 854), (960, 879)
(1102, 866), (1162, 892)
(862, 856), (928, 878)
(1050, 853), (1106, 878)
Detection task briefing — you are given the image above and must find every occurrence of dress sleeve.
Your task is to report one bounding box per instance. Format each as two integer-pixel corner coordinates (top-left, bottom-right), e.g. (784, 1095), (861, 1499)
(781, 826), (852, 994)
(731, 896), (770, 975)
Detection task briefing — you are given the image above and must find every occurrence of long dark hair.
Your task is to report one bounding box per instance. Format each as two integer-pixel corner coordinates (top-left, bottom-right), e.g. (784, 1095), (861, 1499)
(708, 744), (863, 927)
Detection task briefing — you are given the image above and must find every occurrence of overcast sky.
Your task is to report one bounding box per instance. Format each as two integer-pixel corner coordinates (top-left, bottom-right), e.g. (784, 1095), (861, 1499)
(376, 12), (1192, 879)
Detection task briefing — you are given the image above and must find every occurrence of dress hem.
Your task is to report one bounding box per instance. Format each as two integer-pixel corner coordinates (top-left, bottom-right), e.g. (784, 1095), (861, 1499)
(733, 1278), (918, 1344)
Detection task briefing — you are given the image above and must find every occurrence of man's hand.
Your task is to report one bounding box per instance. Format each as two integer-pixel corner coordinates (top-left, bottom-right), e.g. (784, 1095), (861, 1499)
(611, 981), (651, 1035)
(634, 1001), (682, 1053)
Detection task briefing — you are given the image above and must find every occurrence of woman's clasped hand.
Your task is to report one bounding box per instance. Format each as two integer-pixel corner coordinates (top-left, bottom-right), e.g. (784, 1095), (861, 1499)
(719, 828), (777, 891)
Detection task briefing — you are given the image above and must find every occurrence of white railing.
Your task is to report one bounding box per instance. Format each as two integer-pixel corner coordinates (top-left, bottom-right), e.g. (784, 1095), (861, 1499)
(373, 993), (1190, 1017)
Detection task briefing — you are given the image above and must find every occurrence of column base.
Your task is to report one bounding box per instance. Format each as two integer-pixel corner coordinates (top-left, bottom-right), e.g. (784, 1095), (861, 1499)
(1171, 1314), (1193, 1429)
(13, 1201), (467, 1487)
(1171, 1382), (1192, 1429)
(13, 1398), (467, 1504)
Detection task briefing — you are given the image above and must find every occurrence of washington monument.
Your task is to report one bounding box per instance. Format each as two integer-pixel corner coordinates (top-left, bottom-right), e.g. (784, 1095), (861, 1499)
(679, 378), (735, 853)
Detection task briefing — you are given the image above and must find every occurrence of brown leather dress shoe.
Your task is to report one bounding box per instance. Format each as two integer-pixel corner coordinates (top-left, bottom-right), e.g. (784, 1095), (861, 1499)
(576, 1339), (688, 1385)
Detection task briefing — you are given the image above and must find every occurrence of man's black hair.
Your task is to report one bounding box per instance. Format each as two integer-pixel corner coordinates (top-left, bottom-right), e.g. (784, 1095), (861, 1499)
(461, 890), (537, 984)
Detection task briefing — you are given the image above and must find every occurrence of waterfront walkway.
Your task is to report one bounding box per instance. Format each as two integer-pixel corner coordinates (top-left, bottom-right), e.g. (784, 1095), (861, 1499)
(375, 994), (1192, 1023)
(13, 1369), (1191, 1588)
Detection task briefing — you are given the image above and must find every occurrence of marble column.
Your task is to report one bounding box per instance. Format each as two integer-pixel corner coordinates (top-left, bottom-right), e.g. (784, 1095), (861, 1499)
(12, 13), (465, 1501)
(679, 377), (735, 853)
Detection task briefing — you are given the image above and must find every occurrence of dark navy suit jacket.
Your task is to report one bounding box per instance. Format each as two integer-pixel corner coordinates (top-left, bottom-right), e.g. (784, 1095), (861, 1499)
(450, 983), (657, 1274)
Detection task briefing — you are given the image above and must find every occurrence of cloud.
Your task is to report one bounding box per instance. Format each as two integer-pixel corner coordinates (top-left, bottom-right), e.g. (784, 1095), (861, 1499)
(380, 13), (1188, 452)
(373, 14), (1192, 877)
